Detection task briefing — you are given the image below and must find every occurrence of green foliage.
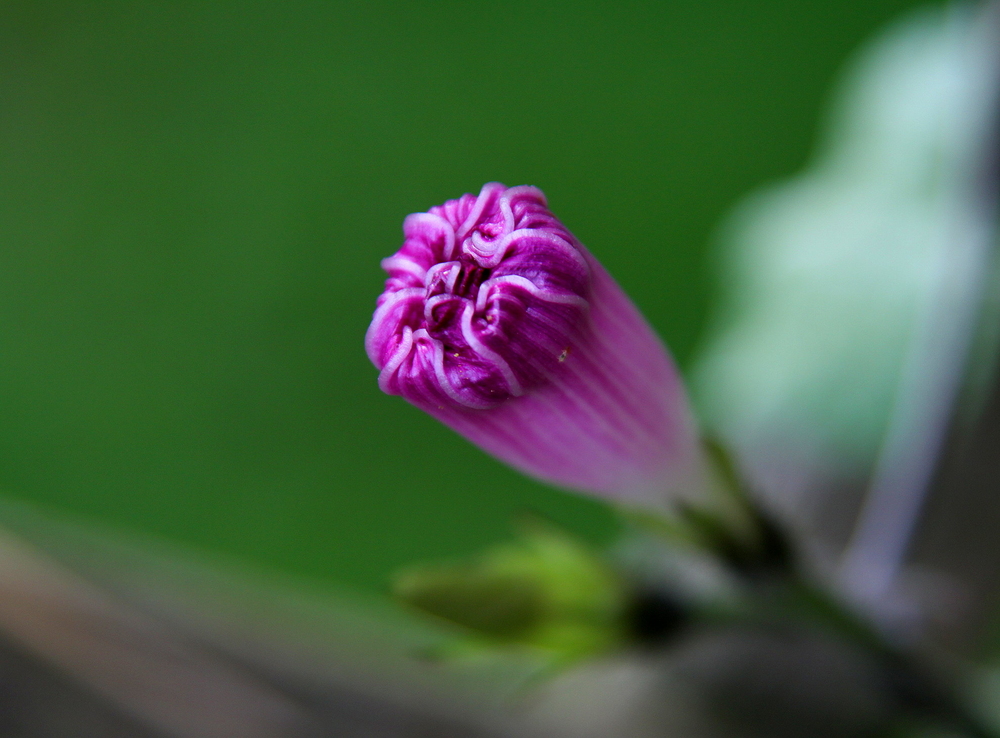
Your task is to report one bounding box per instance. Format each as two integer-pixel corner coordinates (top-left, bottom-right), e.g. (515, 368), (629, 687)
(0, 0), (927, 591)
(393, 520), (627, 662)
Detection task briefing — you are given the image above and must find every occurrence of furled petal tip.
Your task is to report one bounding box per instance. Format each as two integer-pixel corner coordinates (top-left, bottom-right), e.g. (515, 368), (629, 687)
(366, 183), (702, 508)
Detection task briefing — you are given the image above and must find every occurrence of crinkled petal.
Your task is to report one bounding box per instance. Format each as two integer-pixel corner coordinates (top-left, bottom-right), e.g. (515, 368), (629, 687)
(367, 183), (703, 508)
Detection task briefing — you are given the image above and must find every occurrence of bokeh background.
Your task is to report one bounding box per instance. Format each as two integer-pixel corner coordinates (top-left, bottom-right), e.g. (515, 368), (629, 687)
(0, 0), (931, 595)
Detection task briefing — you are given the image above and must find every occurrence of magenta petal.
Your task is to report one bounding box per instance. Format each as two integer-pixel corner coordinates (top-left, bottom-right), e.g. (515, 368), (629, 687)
(365, 183), (702, 507)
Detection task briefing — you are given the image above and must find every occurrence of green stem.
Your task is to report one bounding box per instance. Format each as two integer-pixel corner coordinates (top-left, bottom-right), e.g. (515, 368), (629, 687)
(626, 438), (998, 737)
(753, 571), (996, 738)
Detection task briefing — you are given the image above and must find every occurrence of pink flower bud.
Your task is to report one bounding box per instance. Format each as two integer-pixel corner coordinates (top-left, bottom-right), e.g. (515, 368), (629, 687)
(366, 183), (702, 508)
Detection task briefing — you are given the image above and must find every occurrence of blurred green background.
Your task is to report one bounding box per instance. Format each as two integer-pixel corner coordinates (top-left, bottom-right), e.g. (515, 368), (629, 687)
(0, 0), (928, 593)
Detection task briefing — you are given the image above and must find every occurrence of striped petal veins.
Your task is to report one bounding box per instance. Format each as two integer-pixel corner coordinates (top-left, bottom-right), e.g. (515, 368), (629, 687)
(366, 183), (701, 507)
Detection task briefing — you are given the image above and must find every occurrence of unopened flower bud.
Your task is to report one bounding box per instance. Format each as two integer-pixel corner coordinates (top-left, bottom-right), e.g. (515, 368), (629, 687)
(393, 520), (626, 658)
(366, 183), (702, 508)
